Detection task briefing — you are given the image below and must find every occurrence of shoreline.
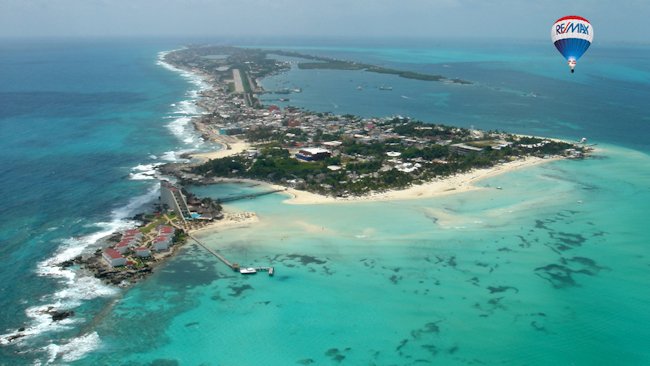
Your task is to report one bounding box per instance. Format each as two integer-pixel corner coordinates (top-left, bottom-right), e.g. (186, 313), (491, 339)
(157, 50), (583, 206)
(275, 156), (560, 205)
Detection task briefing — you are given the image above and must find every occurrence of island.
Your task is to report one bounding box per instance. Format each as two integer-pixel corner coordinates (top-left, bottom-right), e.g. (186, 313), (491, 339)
(161, 45), (589, 200)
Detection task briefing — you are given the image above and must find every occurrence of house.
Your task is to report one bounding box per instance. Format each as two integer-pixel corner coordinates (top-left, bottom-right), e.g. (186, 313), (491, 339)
(295, 148), (331, 161)
(152, 235), (172, 251)
(102, 248), (126, 267)
(134, 247), (151, 258)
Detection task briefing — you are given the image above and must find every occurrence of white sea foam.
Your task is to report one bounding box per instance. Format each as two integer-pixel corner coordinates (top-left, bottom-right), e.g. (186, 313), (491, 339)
(157, 50), (210, 151)
(129, 163), (164, 180)
(42, 331), (101, 364)
(1, 185), (160, 355)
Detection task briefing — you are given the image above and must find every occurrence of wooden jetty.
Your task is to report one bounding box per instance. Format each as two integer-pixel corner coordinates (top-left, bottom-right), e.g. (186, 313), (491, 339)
(187, 233), (274, 276)
(219, 189), (285, 203)
(187, 233), (239, 270)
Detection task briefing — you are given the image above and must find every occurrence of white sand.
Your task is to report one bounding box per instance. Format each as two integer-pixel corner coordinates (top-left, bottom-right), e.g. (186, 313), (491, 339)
(191, 211), (259, 234)
(278, 156), (560, 205)
(189, 140), (251, 162)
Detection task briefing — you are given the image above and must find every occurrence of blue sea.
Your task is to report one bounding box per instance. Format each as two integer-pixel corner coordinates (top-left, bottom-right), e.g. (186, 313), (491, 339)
(1, 38), (649, 365)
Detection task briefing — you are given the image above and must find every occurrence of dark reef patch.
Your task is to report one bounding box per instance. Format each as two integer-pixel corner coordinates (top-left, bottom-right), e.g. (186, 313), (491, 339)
(535, 256), (605, 288)
(487, 285), (519, 294)
(228, 284), (253, 297)
(410, 322), (440, 340)
(286, 254), (327, 265)
(389, 274), (403, 284)
(534, 264), (577, 288)
(324, 347), (349, 363)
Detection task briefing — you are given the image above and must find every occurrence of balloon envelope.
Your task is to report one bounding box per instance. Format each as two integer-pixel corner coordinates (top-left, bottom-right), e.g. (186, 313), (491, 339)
(551, 16), (593, 62)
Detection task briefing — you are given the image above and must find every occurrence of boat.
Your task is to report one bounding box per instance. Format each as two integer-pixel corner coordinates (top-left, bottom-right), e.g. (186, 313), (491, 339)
(268, 267), (274, 276)
(378, 86), (393, 91)
(239, 267), (257, 274)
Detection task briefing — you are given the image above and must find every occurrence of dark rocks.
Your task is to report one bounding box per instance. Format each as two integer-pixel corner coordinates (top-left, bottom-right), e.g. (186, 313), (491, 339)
(50, 309), (75, 321)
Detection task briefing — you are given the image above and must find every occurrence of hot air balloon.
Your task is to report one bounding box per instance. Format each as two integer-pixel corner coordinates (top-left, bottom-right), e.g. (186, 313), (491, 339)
(551, 16), (593, 73)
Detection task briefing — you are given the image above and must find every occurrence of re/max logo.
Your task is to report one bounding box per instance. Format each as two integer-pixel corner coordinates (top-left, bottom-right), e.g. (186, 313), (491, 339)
(556, 22), (590, 35)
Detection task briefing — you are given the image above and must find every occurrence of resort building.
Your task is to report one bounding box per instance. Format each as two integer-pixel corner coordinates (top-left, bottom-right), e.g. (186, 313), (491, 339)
(450, 143), (484, 155)
(122, 229), (143, 241)
(114, 240), (132, 254)
(295, 148), (331, 161)
(134, 247), (151, 258)
(153, 235), (172, 251)
(102, 248), (126, 267)
(158, 225), (176, 236)
(160, 180), (192, 221)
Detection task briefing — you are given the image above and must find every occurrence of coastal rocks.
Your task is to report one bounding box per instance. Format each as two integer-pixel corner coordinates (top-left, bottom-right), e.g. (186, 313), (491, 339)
(50, 310), (75, 322)
(58, 255), (83, 268)
(38, 307), (75, 322)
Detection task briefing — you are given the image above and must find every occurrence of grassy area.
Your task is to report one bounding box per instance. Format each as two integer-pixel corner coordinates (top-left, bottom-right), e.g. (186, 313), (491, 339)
(140, 215), (169, 234)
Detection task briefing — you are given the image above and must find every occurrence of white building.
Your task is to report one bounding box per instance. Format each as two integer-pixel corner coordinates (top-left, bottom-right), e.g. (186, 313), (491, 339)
(102, 248), (126, 267)
(160, 180), (191, 221)
(114, 240), (132, 254)
(152, 235), (172, 251)
(134, 247), (151, 258)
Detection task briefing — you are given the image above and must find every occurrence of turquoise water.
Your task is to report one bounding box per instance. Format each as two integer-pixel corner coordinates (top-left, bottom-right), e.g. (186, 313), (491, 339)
(83, 146), (650, 365)
(2, 39), (650, 365)
(0, 39), (213, 364)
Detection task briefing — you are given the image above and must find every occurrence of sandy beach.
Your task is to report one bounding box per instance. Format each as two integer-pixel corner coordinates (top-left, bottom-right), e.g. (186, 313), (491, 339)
(189, 140), (251, 162)
(187, 125), (251, 163)
(190, 211), (259, 235)
(182, 132), (563, 206)
(277, 156), (561, 205)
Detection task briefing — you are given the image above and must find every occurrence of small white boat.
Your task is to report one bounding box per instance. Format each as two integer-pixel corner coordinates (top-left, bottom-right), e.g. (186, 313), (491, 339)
(239, 267), (257, 274)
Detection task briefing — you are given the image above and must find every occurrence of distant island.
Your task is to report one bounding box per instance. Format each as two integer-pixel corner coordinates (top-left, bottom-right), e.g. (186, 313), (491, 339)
(162, 45), (589, 200)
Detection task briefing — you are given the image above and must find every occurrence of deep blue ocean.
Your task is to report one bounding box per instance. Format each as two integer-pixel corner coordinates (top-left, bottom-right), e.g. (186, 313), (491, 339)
(1, 38), (649, 365)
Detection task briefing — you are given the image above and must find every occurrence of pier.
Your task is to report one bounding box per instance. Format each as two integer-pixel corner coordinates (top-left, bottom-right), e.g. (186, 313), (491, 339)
(219, 188), (285, 203)
(187, 233), (274, 276)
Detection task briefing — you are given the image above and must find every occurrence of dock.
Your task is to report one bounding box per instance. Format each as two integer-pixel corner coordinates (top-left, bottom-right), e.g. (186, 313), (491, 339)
(219, 189), (285, 203)
(187, 233), (237, 270)
(187, 233), (274, 276)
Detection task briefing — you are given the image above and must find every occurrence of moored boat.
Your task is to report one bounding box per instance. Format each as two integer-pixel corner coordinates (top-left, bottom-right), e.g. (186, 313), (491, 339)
(239, 267), (257, 274)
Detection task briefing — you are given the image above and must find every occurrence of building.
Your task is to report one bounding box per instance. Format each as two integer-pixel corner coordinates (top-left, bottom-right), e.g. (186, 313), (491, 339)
(134, 247), (151, 258)
(114, 240), (132, 254)
(160, 180), (191, 221)
(295, 148), (331, 161)
(158, 225), (176, 236)
(450, 143), (484, 156)
(153, 235), (172, 251)
(123, 229), (143, 240)
(102, 248), (126, 267)
(322, 141), (343, 148)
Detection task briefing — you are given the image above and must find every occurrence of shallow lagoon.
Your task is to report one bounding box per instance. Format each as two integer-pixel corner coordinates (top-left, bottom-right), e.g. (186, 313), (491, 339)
(83, 145), (650, 365)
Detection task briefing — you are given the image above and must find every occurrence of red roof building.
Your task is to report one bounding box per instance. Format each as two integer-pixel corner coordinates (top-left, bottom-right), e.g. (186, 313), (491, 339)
(102, 248), (126, 267)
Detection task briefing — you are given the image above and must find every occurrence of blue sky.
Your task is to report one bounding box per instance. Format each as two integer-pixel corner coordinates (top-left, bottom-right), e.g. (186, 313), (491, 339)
(0, 0), (648, 43)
